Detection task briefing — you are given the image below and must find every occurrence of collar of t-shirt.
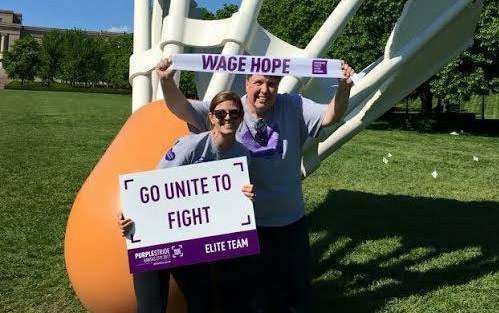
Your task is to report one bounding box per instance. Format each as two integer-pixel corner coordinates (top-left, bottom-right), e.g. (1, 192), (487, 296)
(206, 131), (244, 158)
(241, 95), (277, 137)
(206, 132), (229, 157)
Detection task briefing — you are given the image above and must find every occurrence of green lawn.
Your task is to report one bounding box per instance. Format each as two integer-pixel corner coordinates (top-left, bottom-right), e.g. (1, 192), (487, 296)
(461, 94), (499, 119)
(1, 89), (498, 313)
(394, 94), (499, 119)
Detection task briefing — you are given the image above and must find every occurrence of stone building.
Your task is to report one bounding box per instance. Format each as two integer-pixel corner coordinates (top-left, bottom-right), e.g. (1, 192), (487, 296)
(0, 9), (125, 87)
(0, 10), (22, 62)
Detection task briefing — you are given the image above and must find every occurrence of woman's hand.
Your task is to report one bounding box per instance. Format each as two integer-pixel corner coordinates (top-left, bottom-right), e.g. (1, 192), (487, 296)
(155, 57), (176, 81)
(241, 184), (255, 201)
(117, 211), (134, 237)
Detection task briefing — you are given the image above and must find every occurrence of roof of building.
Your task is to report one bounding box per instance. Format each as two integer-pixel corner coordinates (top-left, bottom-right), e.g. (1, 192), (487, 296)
(0, 8), (127, 36)
(20, 25), (127, 36)
(0, 9), (21, 15)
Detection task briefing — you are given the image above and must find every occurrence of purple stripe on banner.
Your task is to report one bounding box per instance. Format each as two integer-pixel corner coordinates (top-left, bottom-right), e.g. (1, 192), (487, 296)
(128, 230), (260, 273)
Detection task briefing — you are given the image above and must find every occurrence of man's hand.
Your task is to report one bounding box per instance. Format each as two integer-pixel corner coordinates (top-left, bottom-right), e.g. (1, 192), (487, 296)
(117, 211), (134, 237)
(241, 184), (255, 201)
(338, 61), (354, 91)
(321, 61), (355, 127)
(155, 57), (176, 81)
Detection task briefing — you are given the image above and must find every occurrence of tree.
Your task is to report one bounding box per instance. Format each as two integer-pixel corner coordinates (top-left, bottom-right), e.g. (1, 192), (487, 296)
(178, 3), (240, 97)
(258, 0), (404, 82)
(431, 0), (498, 112)
(3, 35), (41, 84)
(259, 0), (498, 115)
(179, 71), (198, 99)
(59, 30), (107, 87)
(60, 30), (88, 86)
(192, 0), (496, 113)
(104, 34), (133, 88)
(198, 7), (215, 20)
(213, 4), (238, 19)
(198, 3), (238, 20)
(86, 35), (108, 86)
(39, 30), (64, 86)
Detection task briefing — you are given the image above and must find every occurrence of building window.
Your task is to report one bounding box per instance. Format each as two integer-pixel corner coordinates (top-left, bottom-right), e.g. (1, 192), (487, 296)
(0, 18), (3, 23)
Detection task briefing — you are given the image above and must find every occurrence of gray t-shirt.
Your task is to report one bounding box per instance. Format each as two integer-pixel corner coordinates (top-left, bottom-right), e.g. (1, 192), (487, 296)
(158, 131), (251, 169)
(187, 93), (326, 226)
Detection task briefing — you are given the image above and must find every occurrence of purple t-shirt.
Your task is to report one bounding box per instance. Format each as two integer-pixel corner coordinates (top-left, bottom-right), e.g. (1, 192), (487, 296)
(186, 93), (325, 226)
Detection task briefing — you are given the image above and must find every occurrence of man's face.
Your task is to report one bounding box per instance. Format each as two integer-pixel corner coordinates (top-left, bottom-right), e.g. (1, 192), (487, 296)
(245, 75), (280, 115)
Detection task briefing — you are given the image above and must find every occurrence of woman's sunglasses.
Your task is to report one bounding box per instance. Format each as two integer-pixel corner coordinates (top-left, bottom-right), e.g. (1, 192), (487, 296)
(213, 109), (242, 120)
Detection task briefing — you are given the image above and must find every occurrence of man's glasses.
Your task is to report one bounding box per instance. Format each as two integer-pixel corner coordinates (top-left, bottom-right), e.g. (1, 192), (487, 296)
(213, 109), (242, 120)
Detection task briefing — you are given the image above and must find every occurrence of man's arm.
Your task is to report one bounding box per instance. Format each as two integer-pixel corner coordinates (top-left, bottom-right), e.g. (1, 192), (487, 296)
(321, 61), (354, 127)
(156, 58), (203, 127)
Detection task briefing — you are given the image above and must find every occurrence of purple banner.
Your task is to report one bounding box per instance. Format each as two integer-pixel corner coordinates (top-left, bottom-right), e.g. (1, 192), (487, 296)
(128, 230), (260, 273)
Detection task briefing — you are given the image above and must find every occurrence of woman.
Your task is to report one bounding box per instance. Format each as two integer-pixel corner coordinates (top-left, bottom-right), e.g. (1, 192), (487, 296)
(119, 90), (254, 313)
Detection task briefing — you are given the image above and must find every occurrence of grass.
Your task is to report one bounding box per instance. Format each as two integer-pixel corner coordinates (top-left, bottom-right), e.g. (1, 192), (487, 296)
(393, 94), (499, 119)
(303, 130), (499, 312)
(1, 89), (498, 312)
(0, 90), (129, 313)
(5, 80), (131, 95)
(461, 94), (499, 120)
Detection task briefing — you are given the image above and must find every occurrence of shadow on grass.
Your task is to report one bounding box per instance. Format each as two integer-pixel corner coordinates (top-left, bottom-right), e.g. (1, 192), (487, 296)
(308, 190), (499, 312)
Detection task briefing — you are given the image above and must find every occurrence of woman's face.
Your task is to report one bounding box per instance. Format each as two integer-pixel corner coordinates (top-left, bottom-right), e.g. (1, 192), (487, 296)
(209, 100), (243, 135)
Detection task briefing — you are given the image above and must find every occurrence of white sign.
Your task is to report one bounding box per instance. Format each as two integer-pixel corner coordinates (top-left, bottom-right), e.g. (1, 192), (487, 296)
(119, 157), (259, 273)
(171, 53), (344, 78)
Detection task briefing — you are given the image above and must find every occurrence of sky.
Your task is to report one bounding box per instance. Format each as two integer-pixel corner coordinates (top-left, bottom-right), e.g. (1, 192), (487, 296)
(1, 0), (241, 32)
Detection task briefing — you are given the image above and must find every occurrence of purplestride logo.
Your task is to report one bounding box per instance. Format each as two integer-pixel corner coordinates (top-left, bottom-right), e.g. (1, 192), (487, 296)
(312, 60), (328, 74)
(172, 245), (184, 258)
(165, 148), (176, 161)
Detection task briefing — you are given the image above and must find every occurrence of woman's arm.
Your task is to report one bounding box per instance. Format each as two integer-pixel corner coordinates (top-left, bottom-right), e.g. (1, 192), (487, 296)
(156, 58), (205, 127)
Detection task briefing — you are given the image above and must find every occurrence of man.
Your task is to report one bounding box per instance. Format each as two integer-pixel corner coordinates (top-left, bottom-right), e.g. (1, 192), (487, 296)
(156, 57), (354, 312)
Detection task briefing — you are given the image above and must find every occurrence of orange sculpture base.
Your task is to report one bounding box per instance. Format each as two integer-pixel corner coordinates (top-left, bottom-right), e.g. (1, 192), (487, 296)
(64, 101), (189, 313)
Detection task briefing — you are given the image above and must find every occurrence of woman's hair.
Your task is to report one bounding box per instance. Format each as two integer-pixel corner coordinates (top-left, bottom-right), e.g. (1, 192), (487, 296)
(209, 91), (244, 114)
